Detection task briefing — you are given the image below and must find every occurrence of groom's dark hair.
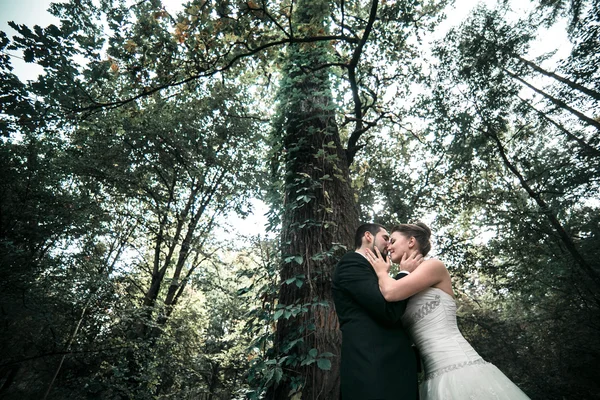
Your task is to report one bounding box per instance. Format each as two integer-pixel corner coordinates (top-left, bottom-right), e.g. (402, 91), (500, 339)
(354, 223), (385, 249)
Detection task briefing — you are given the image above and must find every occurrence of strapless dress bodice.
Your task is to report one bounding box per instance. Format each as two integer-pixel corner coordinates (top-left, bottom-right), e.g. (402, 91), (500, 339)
(402, 287), (531, 399)
(402, 287), (486, 379)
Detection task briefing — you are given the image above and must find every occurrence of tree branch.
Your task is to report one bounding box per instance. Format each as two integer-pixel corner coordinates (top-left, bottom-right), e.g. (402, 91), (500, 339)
(71, 35), (359, 114)
(345, 0), (379, 165)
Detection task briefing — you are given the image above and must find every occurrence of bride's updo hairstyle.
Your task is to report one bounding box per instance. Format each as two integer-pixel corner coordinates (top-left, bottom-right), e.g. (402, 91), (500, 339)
(391, 222), (432, 256)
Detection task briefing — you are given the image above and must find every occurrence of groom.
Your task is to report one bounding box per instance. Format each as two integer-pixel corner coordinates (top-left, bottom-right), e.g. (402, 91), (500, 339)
(332, 223), (420, 400)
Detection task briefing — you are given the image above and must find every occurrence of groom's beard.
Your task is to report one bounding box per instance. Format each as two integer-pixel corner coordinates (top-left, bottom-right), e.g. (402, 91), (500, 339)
(371, 244), (388, 261)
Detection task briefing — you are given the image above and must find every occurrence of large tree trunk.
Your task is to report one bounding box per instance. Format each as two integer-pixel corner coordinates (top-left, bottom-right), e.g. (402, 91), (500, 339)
(268, 1), (359, 398)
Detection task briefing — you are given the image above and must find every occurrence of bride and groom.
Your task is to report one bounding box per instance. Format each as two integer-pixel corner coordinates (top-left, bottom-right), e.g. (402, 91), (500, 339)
(332, 222), (530, 400)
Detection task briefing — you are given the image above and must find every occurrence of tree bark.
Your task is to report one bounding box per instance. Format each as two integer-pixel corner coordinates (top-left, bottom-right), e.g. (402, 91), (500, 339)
(268, 1), (360, 398)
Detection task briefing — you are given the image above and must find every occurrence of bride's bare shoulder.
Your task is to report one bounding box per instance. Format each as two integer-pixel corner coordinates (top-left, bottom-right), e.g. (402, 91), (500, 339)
(421, 258), (445, 267)
(419, 258), (448, 273)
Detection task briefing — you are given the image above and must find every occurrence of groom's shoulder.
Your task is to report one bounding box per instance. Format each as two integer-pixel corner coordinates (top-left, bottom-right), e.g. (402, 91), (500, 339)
(334, 252), (360, 280)
(337, 251), (364, 266)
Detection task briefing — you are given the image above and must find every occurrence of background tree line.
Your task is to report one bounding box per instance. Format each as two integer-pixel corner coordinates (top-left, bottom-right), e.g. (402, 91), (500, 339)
(0, 0), (598, 399)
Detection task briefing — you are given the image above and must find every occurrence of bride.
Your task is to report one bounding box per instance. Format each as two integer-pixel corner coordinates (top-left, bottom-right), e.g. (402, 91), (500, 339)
(365, 222), (530, 400)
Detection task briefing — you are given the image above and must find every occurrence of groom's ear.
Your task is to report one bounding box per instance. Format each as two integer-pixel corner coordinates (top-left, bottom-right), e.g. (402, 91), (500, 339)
(364, 231), (373, 243)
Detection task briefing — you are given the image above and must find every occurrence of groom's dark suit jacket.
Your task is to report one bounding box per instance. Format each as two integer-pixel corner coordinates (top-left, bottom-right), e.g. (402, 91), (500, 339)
(332, 251), (417, 400)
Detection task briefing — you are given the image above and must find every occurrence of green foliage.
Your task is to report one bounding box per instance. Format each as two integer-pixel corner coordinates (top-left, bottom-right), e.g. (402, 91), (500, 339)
(407, 2), (600, 398)
(2, 2), (268, 397)
(2, 0), (599, 399)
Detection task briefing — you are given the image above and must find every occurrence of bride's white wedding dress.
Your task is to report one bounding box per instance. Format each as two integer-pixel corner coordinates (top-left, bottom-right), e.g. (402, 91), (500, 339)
(403, 287), (530, 399)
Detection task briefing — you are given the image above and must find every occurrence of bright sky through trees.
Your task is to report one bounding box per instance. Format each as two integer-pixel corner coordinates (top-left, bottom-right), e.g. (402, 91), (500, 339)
(0, 0), (570, 240)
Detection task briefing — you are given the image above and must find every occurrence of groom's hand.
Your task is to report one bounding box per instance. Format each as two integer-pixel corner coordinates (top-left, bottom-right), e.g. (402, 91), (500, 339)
(399, 253), (423, 273)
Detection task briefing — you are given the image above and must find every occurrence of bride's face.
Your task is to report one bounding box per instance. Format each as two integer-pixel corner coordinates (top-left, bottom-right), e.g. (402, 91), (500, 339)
(387, 232), (412, 263)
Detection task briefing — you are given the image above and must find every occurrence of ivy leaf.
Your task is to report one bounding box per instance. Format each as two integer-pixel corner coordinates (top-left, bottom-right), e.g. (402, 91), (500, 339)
(274, 366), (283, 383)
(274, 309), (284, 320)
(311, 253), (325, 261)
(317, 358), (331, 370)
(265, 368), (274, 382)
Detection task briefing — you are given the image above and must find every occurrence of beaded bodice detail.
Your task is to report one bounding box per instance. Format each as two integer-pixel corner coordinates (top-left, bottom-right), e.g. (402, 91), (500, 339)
(402, 288), (487, 380)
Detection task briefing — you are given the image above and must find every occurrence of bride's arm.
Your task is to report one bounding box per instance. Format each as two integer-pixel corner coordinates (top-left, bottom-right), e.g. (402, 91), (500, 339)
(366, 249), (448, 301)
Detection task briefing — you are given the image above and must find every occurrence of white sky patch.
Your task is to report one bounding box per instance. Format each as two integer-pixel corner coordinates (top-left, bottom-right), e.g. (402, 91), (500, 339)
(215, 198), (275, 243)
(432, 0), (499, 41)
(0, 0), (61, 80)
(162, 0), (184, 15)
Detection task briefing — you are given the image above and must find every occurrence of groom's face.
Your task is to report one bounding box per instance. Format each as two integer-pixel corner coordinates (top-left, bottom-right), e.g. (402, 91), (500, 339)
(372, 228), (390, 261)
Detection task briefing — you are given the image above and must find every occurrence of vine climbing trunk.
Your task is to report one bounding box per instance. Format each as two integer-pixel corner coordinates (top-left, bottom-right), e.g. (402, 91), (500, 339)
(268, 1), (359, 398)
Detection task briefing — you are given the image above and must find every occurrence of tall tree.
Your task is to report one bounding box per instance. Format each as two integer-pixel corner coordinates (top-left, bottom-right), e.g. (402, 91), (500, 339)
(267, 0), (358, 396)
(265, 0), (448, 396)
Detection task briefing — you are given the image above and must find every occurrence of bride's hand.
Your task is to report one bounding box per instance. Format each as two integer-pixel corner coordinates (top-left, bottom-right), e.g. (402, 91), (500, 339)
(365, 247), (391, 275)
(399, 252), (424, 273)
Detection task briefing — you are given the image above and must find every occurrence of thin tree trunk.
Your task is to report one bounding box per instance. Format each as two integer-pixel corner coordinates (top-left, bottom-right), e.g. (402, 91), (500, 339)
(346, 0), (379, 164)
(480, 120), (600, 290)
(0, 366), (19, 394)
(518, 96), (600, 157)
(43, 298), (92, 400)
(503, 68), (600, 132)
(515, 55), (600, 101)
